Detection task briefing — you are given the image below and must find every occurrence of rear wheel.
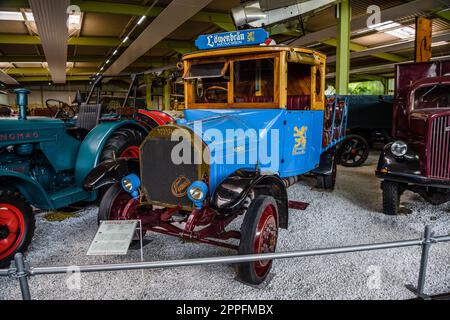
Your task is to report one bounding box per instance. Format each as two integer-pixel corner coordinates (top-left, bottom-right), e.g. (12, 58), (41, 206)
(316, 158), (337, 190)
(0, 191), (35, 268)
(382, 181), (401, 215)
(100, 128), (144, 162)
(97, 128), (144, 202)
(235, 196), (278, 285)
(338, 135), (369, 167)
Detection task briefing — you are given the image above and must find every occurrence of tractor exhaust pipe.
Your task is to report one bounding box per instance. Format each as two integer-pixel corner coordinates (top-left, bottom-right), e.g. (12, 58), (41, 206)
(14, 88), (30, 121)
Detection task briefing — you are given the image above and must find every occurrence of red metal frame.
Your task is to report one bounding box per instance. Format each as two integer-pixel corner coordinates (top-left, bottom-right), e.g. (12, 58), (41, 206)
(133, 205), (242, 250)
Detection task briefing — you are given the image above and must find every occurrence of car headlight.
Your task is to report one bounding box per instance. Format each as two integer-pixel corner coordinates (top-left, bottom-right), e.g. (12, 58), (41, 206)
(391, 141), (408, 157)
(189, 187), (204, 201)
(121, 174), (141, 198)
(187, 181), (208, 208)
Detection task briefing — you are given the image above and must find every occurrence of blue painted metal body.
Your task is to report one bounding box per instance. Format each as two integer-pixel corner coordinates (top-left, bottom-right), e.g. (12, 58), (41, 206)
(177, 108), (325, 195)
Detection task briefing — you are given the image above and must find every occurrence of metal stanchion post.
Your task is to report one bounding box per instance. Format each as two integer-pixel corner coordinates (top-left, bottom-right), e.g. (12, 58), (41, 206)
(406, 225), (434, 300)
(13, 253), (31, 300)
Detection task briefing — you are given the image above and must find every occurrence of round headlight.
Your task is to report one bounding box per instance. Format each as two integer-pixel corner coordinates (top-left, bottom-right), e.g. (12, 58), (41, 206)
(391, 141), (408, 157)
(189, 187), (204, 201)
(122, 179), (133, 192)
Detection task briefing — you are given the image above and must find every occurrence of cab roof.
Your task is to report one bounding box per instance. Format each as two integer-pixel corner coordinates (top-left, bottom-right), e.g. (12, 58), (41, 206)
(183, 46), (327, 61)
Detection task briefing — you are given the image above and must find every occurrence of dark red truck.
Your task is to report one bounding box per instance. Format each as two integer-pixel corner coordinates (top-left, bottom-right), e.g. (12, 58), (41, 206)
(376, 59), (450, 215)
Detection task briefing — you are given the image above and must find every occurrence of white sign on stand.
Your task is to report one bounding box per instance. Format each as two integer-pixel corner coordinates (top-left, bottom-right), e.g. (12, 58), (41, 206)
(87, 220), (140, 256)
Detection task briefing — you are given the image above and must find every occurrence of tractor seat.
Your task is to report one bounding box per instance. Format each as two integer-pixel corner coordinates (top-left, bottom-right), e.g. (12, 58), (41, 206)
(66, 103), (102, 140)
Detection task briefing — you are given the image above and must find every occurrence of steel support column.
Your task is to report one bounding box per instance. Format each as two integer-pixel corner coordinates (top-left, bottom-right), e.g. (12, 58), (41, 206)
(335, 0), (350, 95)
(163, 81), (171, 111)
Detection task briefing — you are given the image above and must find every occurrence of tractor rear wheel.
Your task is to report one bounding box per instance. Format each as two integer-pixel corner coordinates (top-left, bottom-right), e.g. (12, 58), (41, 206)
(100, 128), (144, 162)
(235, 196), (279, 285)
(0, 191), (35, 268)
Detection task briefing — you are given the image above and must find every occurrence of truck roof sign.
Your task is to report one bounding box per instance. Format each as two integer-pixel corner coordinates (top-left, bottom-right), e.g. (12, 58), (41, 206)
(195, 28), (269, 50)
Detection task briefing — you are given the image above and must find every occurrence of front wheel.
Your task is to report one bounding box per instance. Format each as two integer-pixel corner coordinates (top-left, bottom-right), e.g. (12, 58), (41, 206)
(0, 191), (35, 268)
(382, 181), (401, 215)
(98, 184), (144, 243)
(235, 196), (279, 285)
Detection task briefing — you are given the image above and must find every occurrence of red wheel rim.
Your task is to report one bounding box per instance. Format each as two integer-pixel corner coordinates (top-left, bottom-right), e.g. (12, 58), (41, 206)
(120, 146), (140, 159)
(0, 204), (26, 261)
(253, 204), (278, 278)
(109, 191), (139, 220)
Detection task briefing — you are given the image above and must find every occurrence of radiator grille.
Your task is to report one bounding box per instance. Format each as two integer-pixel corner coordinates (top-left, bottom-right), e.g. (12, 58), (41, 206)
(429, 115), (450, 179)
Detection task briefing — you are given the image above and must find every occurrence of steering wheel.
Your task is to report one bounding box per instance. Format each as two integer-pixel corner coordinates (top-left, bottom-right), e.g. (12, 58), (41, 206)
(45, 99), (76, 120)
(204, 86), (228, 103)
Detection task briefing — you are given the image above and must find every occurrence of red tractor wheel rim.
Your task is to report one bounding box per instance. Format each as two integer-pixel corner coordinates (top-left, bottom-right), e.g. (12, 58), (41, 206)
(120, 146), (140, 159)
(109, 191), (139, 220)
(253, 204), (278, 278)
(0, 204), (26, 261)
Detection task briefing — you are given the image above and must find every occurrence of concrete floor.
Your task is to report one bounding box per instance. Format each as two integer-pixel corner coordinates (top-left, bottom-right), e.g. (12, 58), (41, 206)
(1, 153), (449, 300)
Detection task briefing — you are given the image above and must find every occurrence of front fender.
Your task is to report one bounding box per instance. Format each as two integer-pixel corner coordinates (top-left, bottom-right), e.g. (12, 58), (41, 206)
(211, 170), (289, 229)
(0, 170), (53, 209)
(376, 142), (422, 177)
(83, 158), (140, 191)
(75, 120), (147, 184)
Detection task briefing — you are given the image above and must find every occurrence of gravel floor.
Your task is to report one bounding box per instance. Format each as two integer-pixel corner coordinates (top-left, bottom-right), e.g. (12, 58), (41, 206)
(1, 153), (449, 300)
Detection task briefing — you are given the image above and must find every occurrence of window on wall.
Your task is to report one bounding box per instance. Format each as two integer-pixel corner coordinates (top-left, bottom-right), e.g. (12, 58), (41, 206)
(234, 58), (275, 103)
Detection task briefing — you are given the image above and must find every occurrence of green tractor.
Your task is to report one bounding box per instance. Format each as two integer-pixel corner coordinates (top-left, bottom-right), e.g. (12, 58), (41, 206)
(0, 77), (173, 267)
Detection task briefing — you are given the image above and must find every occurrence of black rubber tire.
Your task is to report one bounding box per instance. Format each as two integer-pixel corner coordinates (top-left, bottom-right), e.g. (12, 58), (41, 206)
(100, 128), (144, 162)
(98, 184), (143, 245)
(382, 180), (400, 216)
(316, 158), (337, 190)
(235, 196), (278, 285)
(338, 135), (370, 167)
(97, 128), (144, 202)
(0, 191), (35, 268)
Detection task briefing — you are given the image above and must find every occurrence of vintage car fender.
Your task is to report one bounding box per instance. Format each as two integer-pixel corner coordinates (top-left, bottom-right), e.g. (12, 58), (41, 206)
(0, 170), (53, 210)
(211, 169), (289, 229)
(83, 158), (139, 191)
(75, 120), (148, 184)
(376, 141), (423, 180)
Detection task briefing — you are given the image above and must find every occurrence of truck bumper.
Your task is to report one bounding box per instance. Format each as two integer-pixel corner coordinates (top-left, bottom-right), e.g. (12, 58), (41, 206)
(376, 170), (450, 189)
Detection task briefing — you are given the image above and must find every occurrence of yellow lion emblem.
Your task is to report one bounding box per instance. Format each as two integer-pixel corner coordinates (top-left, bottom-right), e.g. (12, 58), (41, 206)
(292, 126), (308, 155)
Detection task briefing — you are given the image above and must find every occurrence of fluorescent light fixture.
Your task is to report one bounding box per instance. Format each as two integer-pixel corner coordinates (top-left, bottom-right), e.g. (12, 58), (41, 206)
(100, 66), (104, 71)
(113, 49), (118, 55)
(0, 11), (24, 21)
(385, 26), (415, 39)
(24, 12), (34, 21)
(122, 36), (129, 43)
(432, 41), (448, 47)
(68, 13), (81, 30)
(106, 59), (110, 64)
(137, 16), (146, 25)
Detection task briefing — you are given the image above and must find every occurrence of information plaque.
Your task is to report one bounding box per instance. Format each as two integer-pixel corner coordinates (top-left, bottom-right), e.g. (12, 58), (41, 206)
(87, 220), (139, 256)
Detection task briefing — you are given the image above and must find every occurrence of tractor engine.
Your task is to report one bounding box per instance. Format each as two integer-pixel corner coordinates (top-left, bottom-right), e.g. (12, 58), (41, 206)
(0, 143), (74, 191)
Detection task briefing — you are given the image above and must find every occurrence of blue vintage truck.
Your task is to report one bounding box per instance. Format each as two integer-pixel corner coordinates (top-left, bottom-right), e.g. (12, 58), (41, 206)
(0, 75), (173, 267)
(85, 30), (348, 285)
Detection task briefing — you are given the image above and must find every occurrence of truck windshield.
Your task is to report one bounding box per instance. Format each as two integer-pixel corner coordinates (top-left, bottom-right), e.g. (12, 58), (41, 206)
(414, 84), (450, 110)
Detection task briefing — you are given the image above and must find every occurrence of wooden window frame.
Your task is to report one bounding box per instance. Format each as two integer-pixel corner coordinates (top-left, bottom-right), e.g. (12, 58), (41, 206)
(185, 53), (282, 110)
